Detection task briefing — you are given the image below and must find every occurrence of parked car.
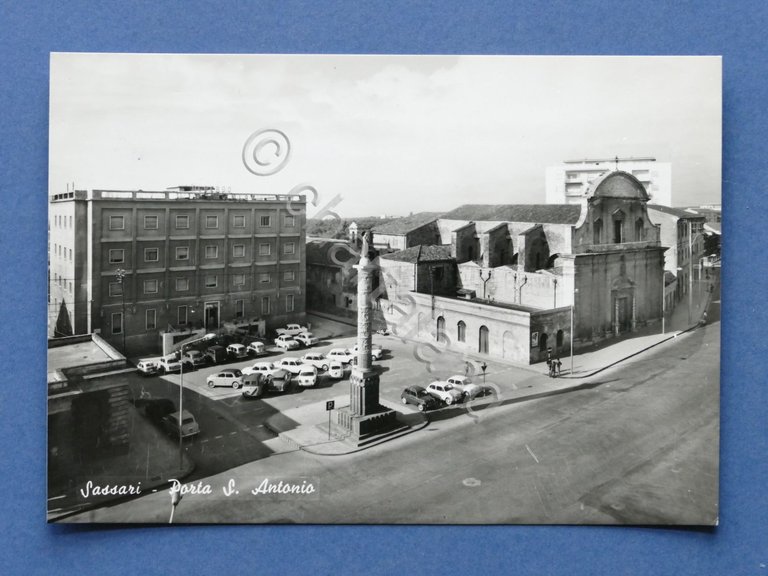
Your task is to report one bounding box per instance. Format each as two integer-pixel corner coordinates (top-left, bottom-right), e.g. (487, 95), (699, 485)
(247, 341), (267, 356)
(296, 365), (319, 387)
(464, 384), (497, 401)
(242, 362), (290, 383)
(204, 345), (228, 365)
(275, 323), (309, 337)
(183, 350), (207, 369)
(327, 362), (345, 379)
(446, 375), (473, 395)
(241, 372), (293, 398)
(158, 354), (187, 374)
(301, 352), (329, 371)
(400, 386), (440, 412)
(327, 348), (355, 364)
(426, 381), (463, 405)
(275, 357), (303, 375)
(274, 334), (300, 350)
(227, 343), (249, 360)
(162, 409), (200, 438)
(294, 332), (319, 347)
(206, 369), (244, 389)
(143, 398), (175, 423)
(351, 343), (384, 360)
(136, 358), (161, 376)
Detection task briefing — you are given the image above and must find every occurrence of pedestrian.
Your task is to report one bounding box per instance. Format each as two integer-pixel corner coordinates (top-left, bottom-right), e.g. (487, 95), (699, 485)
(548, 359), (555, 378)
(555, 358), (562, 377)
(464, 361), (471, 377)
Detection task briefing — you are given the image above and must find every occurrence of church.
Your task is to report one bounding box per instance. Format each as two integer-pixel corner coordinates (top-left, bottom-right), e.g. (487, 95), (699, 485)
(377, 171), (666, 365)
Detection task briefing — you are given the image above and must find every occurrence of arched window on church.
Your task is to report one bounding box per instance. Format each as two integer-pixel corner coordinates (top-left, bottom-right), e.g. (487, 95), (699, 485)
(612, 210), (625, 244)
(635, 217), (644, 241)
(457, 320), (466, 343)
(593, 218), (603, 245)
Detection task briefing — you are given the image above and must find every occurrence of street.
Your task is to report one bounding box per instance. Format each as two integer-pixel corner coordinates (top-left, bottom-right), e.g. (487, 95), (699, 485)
(67, 302), (719, 524)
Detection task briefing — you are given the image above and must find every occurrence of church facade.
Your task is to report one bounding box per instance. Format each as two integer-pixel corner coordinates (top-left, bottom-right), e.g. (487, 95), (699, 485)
(377, 171), (666, 365)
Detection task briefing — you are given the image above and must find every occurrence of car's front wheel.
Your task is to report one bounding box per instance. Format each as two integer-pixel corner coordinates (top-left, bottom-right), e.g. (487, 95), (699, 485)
(401, 397), (408, 405)
(207, 381), (214, 388)
(322, 364), (328, 371)
(232, 381), (241, 389)
(445, 397), (453, 405)
(418, 404), (425, 412)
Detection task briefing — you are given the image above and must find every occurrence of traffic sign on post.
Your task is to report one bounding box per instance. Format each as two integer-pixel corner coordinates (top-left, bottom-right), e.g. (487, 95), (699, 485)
(326, 400), (335, 411)
(325, 400), (335, 440)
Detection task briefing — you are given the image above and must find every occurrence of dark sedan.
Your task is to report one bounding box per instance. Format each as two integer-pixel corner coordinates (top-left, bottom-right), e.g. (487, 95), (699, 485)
(400, 385), (440, 412)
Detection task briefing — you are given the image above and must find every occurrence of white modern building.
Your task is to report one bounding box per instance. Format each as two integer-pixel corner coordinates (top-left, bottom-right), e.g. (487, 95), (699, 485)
(546, 157), (672, 206)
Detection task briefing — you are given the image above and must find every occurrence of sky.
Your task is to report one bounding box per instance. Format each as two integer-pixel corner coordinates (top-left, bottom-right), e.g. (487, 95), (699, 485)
(49, 54), (721, 217)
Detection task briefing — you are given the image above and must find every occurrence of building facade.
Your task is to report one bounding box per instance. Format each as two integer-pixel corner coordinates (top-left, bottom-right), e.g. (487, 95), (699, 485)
(379, 171), (666, 364)
(371, 212), (442, 252)
(49, 186), (307, 353)
(545, 157), (672, 207)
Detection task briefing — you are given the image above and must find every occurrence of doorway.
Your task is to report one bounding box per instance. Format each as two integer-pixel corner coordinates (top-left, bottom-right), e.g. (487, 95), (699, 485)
(204, 301), (220, 331)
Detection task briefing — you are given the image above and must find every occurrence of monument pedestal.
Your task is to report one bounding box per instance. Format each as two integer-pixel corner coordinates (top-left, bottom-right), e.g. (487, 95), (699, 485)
(336, 367), (401, 446)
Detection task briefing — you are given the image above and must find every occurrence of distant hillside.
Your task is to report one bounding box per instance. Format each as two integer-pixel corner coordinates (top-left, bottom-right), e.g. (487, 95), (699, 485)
(306, 216), (398, 239)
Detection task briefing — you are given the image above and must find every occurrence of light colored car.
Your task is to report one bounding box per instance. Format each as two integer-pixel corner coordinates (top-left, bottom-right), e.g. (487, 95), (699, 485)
(328, 362), (345, 379)
(183, 350), (206, 369)
(136, 358), (161, 376)
(327, 348), (355, 364)
(301, 352), (329, 371)
(296, 365), (318, 387)
(351, 343), (384, 360)
(242, 362), (289, 382)
(247, 341), (266, 356)
(276, 357), (303, 375)
(294, 332), (319, 347)
(162, 410), (200, 438)
(276, 323), (309, 336)
(158, 354), (185, 374)
(274, 334), (300, 350)
(426, 381), (464, 405)
(446, 375), (472, 394)
(206, 369), (244, 389)
(226, 343), (249, 359)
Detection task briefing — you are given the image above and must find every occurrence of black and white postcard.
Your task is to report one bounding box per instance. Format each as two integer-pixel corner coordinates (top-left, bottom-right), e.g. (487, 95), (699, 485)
(47, 54), (721, 524)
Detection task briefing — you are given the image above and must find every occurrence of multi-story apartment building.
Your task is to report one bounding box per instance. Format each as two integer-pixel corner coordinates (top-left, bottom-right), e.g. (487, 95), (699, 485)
(545, 157), (672, 206)
(49, 186), (306, 353)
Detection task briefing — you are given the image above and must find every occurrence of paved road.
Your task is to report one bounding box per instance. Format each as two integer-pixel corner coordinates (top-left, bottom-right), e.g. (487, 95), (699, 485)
(68, 310), (719, 524)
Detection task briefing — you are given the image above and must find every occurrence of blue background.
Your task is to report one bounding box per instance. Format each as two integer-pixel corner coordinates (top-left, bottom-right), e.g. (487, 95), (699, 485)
(0, 1), (765, 575)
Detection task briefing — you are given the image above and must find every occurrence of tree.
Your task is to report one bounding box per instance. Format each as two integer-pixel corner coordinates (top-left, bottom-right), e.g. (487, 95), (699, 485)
(54, 299), (73, 337)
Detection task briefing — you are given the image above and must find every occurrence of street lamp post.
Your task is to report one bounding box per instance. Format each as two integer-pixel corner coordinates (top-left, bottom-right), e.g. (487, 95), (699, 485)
(177, 332), (216, 471)
(570, 286), (578, 375)
(115, 268), (127, 355)
(661, 271), (665, 335)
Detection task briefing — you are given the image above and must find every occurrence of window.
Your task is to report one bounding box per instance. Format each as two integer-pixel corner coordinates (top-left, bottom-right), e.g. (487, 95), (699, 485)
(457, 321), (466, 343)
(143, 279), (158, 294)
(68, 248), (72, 261)
(286, 294), (295, 312)
(233, 274), (246, 287)
(109, 249), (124, 264)
(233, 215), (246, 228)
(144, 215), (159, 230)
(145, 309), (157, 331)
(205, 275), (217, 288)
(69, 215), (72, 228)
(593, 218), (603, 244)
(68, 281), (72, 293)
(175, 246), (189, 260)
(283, 270), (295, 282)
(259, 273), (271, 284)
(109, 215), (124, 230)
(436, 316), (446, 342)
(205, 245), (218, 259)
(176, 278), (189, 292)
(205, 215), (219, 229)
(613, 219), (623, 244)
(283, 242), (295, 255)
(232, 244), (245, 258)
(260, 215), (271, 227)
(284, 215), (295, 227)
(109, 282), (123, 297)
(635, 218), (644, 241)
(175, 215), (190, 229)
(261, 296), (271, 315)
(177, 306), (188, 326)
(235, 299), (245, 318)
(258, 243), (271, 256)
(111, 312), (123, 334)
(144, 248), (159, 262)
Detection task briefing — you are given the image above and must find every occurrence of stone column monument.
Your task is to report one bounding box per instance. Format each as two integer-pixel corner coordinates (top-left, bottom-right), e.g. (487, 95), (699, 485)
(337, 232), (399, 443)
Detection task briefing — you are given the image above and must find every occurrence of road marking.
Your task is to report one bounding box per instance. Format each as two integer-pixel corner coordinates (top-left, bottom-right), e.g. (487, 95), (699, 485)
(215, 435), (223, 439)
(48, 495), (66, 501)
(525, 444), (540, 464)
(229, 431), (237, 435)
(462, 477), (482, 487)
